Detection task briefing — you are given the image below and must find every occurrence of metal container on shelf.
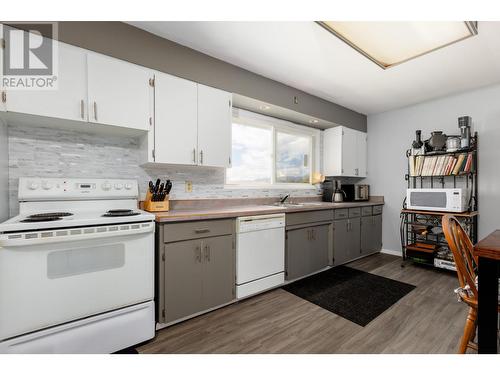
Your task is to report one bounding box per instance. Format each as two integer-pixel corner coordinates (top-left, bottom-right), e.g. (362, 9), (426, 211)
(446, 136), (461, 152)
(458, 116), (472, 149)
(428, 131), (447, 151)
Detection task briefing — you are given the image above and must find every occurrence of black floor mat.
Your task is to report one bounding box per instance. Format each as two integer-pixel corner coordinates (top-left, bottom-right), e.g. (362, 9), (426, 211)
(113, 346), (138, 354)
(283, 266), (416, 327)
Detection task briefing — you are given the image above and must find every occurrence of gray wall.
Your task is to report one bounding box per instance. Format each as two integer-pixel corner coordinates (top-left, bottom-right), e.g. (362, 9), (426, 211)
(0, 118), (8, 221)
(365, 83), (500, 252)
(49, 22), (366, 132)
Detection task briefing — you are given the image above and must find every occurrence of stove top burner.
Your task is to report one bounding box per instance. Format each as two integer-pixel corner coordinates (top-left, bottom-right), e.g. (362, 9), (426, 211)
(28, 212), (73, 218)
(21, 217), (63, 223)
(21, 212), (73, 223)
(102, 209), (141, 217)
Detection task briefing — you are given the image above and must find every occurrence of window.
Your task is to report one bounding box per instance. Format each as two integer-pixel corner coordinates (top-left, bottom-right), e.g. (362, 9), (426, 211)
(226, 110), (319, 187)
(226, 122), (273, 184)
(276, 131), (312, 183)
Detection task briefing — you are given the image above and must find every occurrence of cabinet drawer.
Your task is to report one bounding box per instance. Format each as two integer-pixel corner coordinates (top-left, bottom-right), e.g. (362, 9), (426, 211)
(334, 209), (348, 220)
(373, 205), (383, 215)
(163, 219), (233, 242)
(348, 207), (361, 218)
(361, 206), (373, 216)
(286, 210), (333, 226)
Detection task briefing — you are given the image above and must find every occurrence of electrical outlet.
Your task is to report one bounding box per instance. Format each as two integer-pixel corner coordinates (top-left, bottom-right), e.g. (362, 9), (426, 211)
(185, 181), (193, 193)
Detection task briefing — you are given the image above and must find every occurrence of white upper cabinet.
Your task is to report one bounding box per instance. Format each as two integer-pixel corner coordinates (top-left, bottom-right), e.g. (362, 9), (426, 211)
(340, 126), (358, 176)
(149, 79), (232, 167)
(197, 84), (232, 168)
(324, 126), (367, 177)
(87, 53), (153, 131)
(4, 41), (87, 121)
(154, 72), (198, 165)
(356, 130), (367, 177)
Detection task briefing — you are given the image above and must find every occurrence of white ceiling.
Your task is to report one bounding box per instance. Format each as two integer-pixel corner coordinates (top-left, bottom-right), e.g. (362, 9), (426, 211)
(129, 21), (500, 115)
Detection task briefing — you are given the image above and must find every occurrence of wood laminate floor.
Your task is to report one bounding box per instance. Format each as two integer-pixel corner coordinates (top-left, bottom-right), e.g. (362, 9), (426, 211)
(138, 253), (469, 354)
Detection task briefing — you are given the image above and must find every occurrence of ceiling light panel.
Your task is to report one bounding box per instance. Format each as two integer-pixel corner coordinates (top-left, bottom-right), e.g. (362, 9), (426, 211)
(318, 21), (478, 69)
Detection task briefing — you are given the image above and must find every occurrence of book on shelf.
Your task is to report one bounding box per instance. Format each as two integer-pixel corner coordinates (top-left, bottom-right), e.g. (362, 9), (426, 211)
(409, 155), (415, 176)
(429, 156), (438, 176)
(452, 153), (467, 175)
(409, 152), (473, 176)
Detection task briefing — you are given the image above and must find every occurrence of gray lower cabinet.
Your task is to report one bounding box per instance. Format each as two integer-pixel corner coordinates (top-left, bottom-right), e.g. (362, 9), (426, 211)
(286, 223), (330, 280)
(202, 235), (235, 310)
(162, 234), (234, 323)
(360, 214), (383, 256)
(164, 239), (203, 322)
(333, 218), (361, 266)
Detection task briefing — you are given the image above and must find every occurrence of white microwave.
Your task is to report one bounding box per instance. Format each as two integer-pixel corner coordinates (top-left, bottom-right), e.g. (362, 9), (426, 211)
(406, 188), (470, 213)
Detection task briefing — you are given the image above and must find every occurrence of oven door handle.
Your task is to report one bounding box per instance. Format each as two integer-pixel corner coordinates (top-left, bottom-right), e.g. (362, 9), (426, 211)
(0, 222), (154, 247)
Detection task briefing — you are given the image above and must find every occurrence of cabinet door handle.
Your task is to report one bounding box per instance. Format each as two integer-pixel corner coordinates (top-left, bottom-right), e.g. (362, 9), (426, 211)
(311, 229), (315, 240)
(203, 244), (210, 262)
(195, 245), (202, 263)
(80, 99), (85, 119)
(193, 148), (197, 164)
(194, 228), (210, 234)
(205, 245), (211, 262)
(93, 101), (98, 121)
(199, 150), (204, 165)
(306, 229), (310, 240)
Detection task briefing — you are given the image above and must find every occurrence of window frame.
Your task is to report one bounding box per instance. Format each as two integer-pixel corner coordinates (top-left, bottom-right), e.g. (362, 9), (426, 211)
(225, 109), (320, 189)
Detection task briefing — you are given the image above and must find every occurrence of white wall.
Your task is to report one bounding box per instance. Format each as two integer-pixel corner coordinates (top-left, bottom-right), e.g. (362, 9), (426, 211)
(366, 83), (500, 252)
(0, 118), (8, 222)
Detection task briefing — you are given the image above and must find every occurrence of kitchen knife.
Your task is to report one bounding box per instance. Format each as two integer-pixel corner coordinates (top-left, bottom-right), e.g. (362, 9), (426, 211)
(153, 178), (160, 201)
(149, 181), (155, 194)
(165, 180), (172, 195)
(157, 183), (164, 201)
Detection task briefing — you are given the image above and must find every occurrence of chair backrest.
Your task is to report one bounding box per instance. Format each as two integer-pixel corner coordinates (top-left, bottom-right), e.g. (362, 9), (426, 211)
(442, 214), (478, 300)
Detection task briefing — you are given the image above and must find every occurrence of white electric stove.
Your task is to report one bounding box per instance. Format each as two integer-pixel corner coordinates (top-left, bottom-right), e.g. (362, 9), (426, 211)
(0, 177), (156, 354)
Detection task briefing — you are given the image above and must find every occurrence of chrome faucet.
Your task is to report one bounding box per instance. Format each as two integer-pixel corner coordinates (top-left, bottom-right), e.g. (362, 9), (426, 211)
(279, 194), (290, 204)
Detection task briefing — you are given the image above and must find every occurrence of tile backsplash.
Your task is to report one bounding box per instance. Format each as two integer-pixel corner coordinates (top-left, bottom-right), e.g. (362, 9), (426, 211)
(7, 125), (322, 216)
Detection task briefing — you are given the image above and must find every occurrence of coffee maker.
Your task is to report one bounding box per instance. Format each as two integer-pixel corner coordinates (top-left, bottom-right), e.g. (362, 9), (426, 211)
(322, 180), (346, 202)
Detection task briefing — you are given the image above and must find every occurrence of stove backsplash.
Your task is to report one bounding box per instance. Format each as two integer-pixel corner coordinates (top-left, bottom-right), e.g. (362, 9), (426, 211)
(7, 125), (322, 217)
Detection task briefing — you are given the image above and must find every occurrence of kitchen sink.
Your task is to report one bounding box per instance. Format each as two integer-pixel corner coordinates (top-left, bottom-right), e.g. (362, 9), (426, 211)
(269, 202), (305, 208)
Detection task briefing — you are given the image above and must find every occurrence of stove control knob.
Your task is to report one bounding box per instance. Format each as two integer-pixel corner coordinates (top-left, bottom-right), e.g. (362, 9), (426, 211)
(41, 181), (53, 190)
(101, 182), (112, 191)
(124, 183), (133, 190)
(28, 181), (39, 190)
(114, 183), (123, 190)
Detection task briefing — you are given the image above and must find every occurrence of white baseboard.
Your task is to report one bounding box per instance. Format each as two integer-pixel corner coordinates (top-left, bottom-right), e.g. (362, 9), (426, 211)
(380, 248), (402, 257)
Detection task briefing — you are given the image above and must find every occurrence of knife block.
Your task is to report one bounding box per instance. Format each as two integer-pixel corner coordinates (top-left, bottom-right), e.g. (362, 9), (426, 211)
(143, 190), (170, 212)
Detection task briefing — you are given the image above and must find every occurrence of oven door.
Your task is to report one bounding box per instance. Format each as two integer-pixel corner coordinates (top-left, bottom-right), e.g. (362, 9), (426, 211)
(0, 223), (154, 341)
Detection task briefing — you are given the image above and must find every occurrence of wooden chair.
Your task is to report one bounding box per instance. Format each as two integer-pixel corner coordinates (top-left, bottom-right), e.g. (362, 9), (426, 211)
(442, 214), (499, 353)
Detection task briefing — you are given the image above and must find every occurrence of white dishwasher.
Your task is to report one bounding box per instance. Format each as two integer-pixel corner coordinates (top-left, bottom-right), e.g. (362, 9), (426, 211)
(236, 213), (286, 299)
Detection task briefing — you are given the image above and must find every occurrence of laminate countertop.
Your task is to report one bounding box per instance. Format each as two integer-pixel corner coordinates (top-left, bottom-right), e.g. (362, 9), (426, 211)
(154, 199), (384, 223)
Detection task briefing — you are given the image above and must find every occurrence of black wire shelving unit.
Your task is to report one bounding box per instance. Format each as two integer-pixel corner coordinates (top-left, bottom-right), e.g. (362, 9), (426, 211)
(400, 132), (479, 271)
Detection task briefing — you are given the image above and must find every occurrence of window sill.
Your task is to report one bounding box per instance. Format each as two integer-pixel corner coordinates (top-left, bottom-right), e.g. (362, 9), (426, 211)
(224, 183), (318, 190)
